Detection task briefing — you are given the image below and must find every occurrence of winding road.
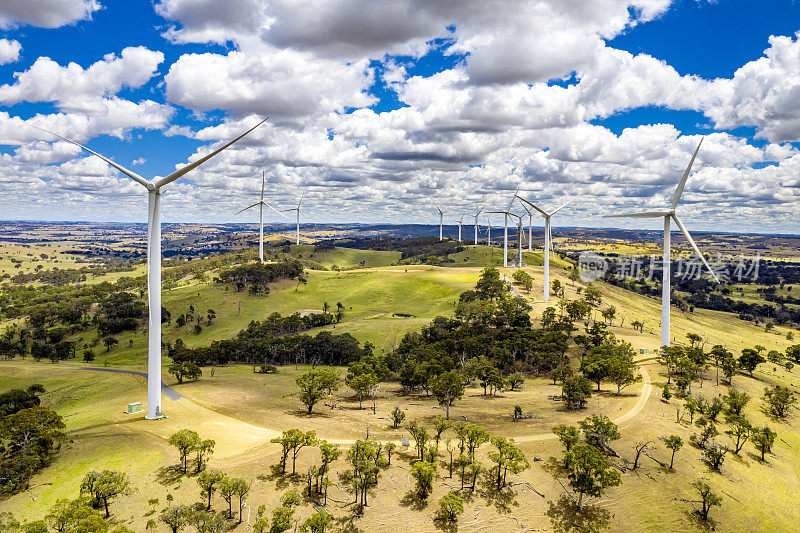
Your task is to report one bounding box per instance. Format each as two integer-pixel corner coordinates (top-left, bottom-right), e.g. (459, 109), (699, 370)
(82, 356), (654, 450)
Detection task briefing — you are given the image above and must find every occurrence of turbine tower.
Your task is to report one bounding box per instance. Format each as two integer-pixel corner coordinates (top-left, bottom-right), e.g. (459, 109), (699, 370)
(283, 193), (305, 245)
(457, 214), (464, 243)
(436, 206), (443, 241)
(474, 205), (484, 245)
(489, 196), (516, 267)
(518, 202), (533, 251)
(235, 171), (287, 261)
(515, 191), (582, 303)
(486, 216), (492, 245)
(605, 139), (718, 348)
(35, 118), (268, 419)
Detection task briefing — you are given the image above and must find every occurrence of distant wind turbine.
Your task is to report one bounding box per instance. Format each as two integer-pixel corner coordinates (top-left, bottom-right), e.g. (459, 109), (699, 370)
(35, 118), (268, 419)
(235, 171), (288, 262)
(488, 195), (517, 267)
(515, 190), (582, 303)
(436, 206), (443, 241)
(457, 214), (464, 243)
(474, 205), (484, 245)
(604, 139), (718, 348)
(486, 215), (492, 245)
(283, 193), (305, 245)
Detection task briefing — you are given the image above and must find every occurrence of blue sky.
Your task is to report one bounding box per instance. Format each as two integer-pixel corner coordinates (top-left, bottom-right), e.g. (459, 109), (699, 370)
(1, 0), (800, 232)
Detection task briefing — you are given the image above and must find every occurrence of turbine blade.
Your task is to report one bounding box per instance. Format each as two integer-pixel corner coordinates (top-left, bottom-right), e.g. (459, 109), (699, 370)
(671, 138), (703, 210)
(550, 191), (583, 215)
(155, 117), (268, 189)
(32, 125), (150, 188)
(297, 191), (305, 209)
(603, 211), (672, 218)
(263, 201), (289, 219)
(672, 214), (719, 283)
(515, 195), (548, 217)
(235, 202), (260, 215)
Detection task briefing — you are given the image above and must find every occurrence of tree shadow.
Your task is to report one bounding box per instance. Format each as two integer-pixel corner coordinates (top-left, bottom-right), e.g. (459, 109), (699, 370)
(260, 464), (292, 489)
(155, 465), (185, 486)
(546, 495), (612, 533)
(683, 509), (717, 530)
(399, 491), (429, 511)
(433, 518), (458, 533)
(335, 515), (363, 533)
(476, 470), (519, 514)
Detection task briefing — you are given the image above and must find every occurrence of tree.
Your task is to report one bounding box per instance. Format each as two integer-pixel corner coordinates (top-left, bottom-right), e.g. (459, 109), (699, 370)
(605, 347), (640, 395)
(411, 461), (436, 499)
(197, 470), (224, 510)
(505, 371), (525, 391)
(80, 470), (134, 517)
(721, 354), (738, 385)
(664, 435), (683, 470)
(431, 416), (451, 449)
(407, 420), (430, 461)
(583, 285), (602, 306)
(102, 336), (118, 352)
(195, 438), (215, 473)
(738, 348), (766, 377)
(390, 404), (405, 428)
(691, 479), (722, 523)
(703, 443), (727, 472)
(662, 384), (672, 401)
(561, 444), (621, 509)
(562, 374), (592, 409)
(45, 498), (106, 532)
(288, 430), (317, 475)
(553, 424), (579, 451)
(435, 493), (464, 523)
(348, 373), (377, 409)
(296, 369), (338, 414)
(300, 510), (334, 533)
(631, 441), (653, 470)
(206, 309), (216, 325)
(763, 385), (796, 418)
(168, 429), (200, 473)
(512, 269), (533, 292)
(751, 426), (777, 461)
(722, 388), (750, 416)
(159, 504), (191, 533)
(601, 306), (616, 325)
(579, 415), (620, 450)
(724, 415), (752, 454)
(551, 279), (563, 298)
(475, 267), (507, 300)
(488, 436), (529, 489)
(429, 371), (465, 419)
(218, 476), (237, 519)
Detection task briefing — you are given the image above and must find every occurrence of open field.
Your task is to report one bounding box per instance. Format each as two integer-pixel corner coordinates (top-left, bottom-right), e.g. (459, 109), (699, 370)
(2, 234), (800, 532)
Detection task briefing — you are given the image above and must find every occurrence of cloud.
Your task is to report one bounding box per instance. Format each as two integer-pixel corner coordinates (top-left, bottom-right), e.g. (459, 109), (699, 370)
(0, 0), (100, 29)
(0, 39), (21, 65)
(0, 46), (165, 110)
(132, 157), (147, 165)
(164, 49), (374, 118)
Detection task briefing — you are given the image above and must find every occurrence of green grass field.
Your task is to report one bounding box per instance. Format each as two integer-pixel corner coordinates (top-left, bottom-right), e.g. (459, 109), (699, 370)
(3, 244), (800, 531)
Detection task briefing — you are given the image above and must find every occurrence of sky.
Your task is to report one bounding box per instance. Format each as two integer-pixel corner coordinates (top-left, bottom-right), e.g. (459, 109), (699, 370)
(1, 0), (800, 233)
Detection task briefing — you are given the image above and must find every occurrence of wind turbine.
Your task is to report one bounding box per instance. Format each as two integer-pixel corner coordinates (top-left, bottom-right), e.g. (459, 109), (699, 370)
(436, 206), (443, 241)
(474, 205), (484, 245)
(486, 215), (492, 245)
(235, 171), (287, 262)
(604, 139), (718, 348)
(35, 118), (268, 419)
(488, 196), (516, 267)
(283, 193), (305, 245)
(518, 202), (533, 251)
(515, 191), (582, 303)
(457, 214), (464, 243)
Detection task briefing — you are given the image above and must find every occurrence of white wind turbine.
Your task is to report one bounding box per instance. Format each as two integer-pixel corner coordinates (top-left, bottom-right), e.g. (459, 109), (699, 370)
(35, 118), (269, 419)
(436, 206), (444, 241)
(457, 214), (464, 243)
(283, 193), (305, 245)
(235, 171), (288, 262)
(518, 202), (533, 251)
(486, 215), (492, 245)
(474, 205), (484, 245)
(488, 196), (516, 267)
(515, 191), (582, 303)
(605, 139), (718, 348)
